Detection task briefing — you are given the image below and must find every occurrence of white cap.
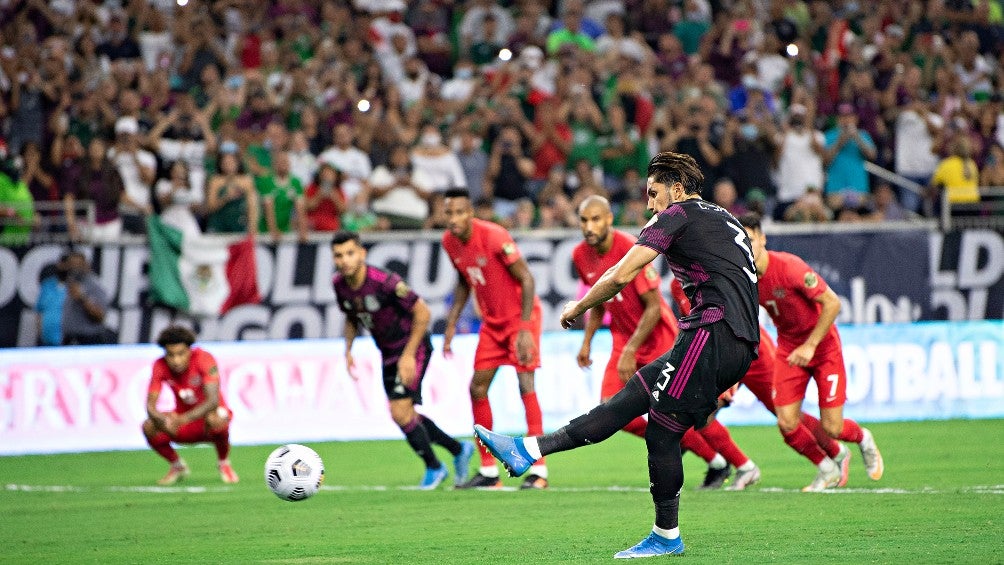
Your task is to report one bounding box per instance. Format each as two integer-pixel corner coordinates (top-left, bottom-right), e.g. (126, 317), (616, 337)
(520, 45), (544, 69)
(114, 116), (139, 135)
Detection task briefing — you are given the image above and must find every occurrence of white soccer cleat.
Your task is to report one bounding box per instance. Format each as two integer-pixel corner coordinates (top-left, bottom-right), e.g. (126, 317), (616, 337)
(725, 464), (761, 491)
(802, 461), (841, 492)
(834, 443), (851, 487)
(859, 428), (884, 481)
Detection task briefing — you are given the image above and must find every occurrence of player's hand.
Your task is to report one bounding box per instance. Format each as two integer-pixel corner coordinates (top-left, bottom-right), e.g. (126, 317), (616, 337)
(345, 352), (358, 380)
(163, 413), (181, 436)
(398, 353), (416, 387)
(559, 300), (582, 329)
(718, 383), (739, 407)
(617, 348), (637, 383)
(576, 343), (592, 369)
(786, 343), (816, 367)
(515, 329), (536, 366)
(442, 325), (455, 358)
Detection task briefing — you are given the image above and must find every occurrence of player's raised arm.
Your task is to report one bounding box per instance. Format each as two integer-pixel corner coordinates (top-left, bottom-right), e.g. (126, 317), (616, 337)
(560, 245), (660, 329)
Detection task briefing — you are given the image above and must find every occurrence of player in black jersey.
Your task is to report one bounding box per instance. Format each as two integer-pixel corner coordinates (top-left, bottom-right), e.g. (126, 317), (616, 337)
(475, 152), (760, 558)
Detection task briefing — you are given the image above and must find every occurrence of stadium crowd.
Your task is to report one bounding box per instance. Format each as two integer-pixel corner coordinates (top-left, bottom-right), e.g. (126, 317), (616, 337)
(1, 0), (1004, 244)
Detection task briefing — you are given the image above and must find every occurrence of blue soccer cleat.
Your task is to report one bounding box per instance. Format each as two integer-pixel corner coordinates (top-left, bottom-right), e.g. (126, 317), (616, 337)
(614, 532), (685, 559)
(419, 465), (448, 490)
(453, 440), (476, 486)
(473, 425), (534, 477)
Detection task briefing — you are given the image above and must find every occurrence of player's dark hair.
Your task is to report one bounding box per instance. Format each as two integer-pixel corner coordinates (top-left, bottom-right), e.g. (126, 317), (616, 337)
(157, 325), (197, 348)
(443, 188), (471, 200)
(647, 152), (704, 196)
(331, 230), (362, 247)
(737, 212), (763, 231)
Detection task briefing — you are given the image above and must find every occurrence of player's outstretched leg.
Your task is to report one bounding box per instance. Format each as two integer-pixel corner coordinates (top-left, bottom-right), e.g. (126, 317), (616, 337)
(474, 425), (535, 477)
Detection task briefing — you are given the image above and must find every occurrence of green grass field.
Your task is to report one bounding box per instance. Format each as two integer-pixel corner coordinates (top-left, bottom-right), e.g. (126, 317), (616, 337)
(2, 419), (1002, 564)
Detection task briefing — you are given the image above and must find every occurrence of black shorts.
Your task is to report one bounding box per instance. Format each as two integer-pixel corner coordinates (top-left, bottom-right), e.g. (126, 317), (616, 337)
(636, 321), (755, 424)
(382, 338), (433, 404)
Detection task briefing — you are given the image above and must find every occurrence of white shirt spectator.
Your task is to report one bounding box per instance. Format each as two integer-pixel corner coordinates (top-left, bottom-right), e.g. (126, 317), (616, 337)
(894, 109), (943, 178)
(138, 29), (173, 71)
(108, 147), (157, 208)
(288, 148), (318, 188)
(411, 150), (467, 193)
(155, 177), (203, 236)
(317, 145), (372, 201)
(774, 128), (826, 203)
(368, 165), (432, 221)
(157, 139), (208, 192)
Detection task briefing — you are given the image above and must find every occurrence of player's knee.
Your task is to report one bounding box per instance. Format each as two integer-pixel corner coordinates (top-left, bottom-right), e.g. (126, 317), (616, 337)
(823, 420), (843, 438)
(141, 419), (156, 437)
(389, 404), (414, 427)
(469, 382), (490, 399)
(776, 416), (799, 434)
(205, 407), (230, 433)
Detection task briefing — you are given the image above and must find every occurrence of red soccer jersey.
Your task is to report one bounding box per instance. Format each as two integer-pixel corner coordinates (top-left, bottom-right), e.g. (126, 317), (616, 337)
(443, 218), (541, 328)
(572, 230), (678, 361)
(757, 250), (839, 353)
(148, 348), (227, 412)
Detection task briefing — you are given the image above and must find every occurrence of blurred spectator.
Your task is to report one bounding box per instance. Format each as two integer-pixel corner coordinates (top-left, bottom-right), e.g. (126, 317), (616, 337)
(468, 13), (505, 66)
(547, 2), (596, 55)
(98, 11), (141, 62)
(982, 144), (1004, 187)
(256, 151), (307, 242)
(318, 123), (373, 212)
(408, 0), (453, 77)
(453, 125), (488, 204)
(204, 148), (259, 236)
(784, 187), (832, 223)
(673, 0), (712, 55)
(304, 163), (346, 233)
(0, 141), (35, 246)
(148, 91), (216, 193)
(18, 141), (59, 228)
(869, 183), (909, 221)
(35, 259), (66, 347)
(721, 110), (778, 206)
(460, 0), (516, 56)
(711, 177), (749, 218)
(660, 96), (723, 189)
(824, 103), (876, 197)
(510, 197), (537, 229)
(411, 123), (468, 194)
(370, 144), (432, 229)
(565, 85), (605, 171)
(599, 103), (648, 202)
(528, 97), (572, 195)
(62, 138), (124, 243)
(774, 103), (826, 220)
(930, 136), (981, 209)
(109, 116), (156, 234)
(615, 196), (649, 226)
(485, 124), (535, 218)
(155, 160), (203, 237)
(891, 98), (943, 214)
(61, 250), (116, 346)
(288, 130), (319, 188)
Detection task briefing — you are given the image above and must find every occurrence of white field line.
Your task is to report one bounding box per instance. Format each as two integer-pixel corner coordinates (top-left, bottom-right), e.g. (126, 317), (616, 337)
(6, 483), (1004, 495)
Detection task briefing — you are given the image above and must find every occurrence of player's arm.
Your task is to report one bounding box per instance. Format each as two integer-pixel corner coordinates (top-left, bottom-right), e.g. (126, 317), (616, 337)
(343, 316), (360, 376)
(577, 304), (605, 368)
(787, 286), (841, 367)
(179, 379), (221, 425)
(398, 297), (431, 386)
(506, 257), (538, 365)
(560, 245), (660, 328)
(443, 276), (470, 356)
(669, 276), (691, 316)
(618, 288), (663, 381)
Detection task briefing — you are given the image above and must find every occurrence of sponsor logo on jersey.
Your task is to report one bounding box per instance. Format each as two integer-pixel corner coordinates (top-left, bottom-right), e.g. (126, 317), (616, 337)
(773, 288), (786, 298)
(364, 295), (379, 312)
(645, 266), (658, 280)
(394, 280), (410, 298)
(804, 272), (819, 289)
(502, 242), (516, 256)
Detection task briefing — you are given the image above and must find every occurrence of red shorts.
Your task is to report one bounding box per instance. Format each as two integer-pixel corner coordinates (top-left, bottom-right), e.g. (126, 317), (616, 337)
(772, 343), (847, 409)
(474, 311), (542, 373)
(170, 406), (232, 443)
(740, 333), (777, 413)
(601, 343), (666, 399)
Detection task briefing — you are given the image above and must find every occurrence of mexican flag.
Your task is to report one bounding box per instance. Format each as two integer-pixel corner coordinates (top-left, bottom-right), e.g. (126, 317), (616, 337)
(147, 216), (260, 317)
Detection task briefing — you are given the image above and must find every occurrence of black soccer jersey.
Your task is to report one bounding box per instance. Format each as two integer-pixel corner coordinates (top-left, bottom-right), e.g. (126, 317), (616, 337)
(635, 199), (760, 345)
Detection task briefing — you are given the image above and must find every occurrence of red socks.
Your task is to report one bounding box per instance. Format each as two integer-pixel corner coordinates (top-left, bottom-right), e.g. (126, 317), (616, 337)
(781, 425), (827, 465)
(472, 396), (495, 466)
(838, 419), (864, 443)
(148, 431), (179, 464)
(699, 420), (749, 468)
(521, 391), (545, 464)
(800, 412), (841, 458)
(622, 416), (648, 438)
(681, 428), (717, 463)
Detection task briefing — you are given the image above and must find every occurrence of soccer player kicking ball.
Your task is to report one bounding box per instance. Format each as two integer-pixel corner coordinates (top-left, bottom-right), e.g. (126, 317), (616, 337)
(143, 326), (238, 485)
(441, 188), (549, 489)
(738, 213), (883, 491)
(477, 152), (761, 558)
(332, 232), (475, 490)
(573, 195), (761, 491)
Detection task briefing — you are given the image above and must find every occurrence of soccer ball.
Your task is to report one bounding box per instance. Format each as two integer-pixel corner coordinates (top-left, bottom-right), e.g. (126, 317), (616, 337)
(264, 444), (325, 502)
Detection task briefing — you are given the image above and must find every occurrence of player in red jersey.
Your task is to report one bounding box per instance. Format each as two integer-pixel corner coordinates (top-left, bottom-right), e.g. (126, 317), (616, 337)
(441, 188), (548, 489)
(142, 326), (238, 485)
(573, 195), (761, 490)
(724, 324), (851, 490)
(739, 213), (884, 491)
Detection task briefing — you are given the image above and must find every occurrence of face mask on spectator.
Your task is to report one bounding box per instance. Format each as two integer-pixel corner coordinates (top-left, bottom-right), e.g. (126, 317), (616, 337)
(455, 67), (473, 79)
(421, 132), (442, 147)
(741, 123), (759, 140)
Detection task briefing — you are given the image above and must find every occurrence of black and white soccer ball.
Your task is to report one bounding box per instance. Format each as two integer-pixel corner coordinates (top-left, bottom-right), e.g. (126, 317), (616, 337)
(264, 444), (325, 502)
